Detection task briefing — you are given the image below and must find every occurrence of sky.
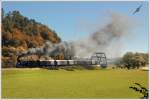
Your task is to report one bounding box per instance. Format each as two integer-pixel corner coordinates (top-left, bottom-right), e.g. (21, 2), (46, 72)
(2, 1), (149, 56)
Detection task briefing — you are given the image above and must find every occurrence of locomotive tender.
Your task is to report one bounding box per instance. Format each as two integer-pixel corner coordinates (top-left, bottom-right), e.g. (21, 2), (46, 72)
(16, 52), (107, 68)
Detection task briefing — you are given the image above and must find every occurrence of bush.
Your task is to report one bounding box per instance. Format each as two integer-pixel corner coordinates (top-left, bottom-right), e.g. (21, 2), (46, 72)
(122, 52), (148, 69)
(2, 56), (17, 68)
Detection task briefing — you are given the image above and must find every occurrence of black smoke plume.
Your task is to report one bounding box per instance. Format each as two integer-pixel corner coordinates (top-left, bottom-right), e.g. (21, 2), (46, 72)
(19, 12), (135, 59)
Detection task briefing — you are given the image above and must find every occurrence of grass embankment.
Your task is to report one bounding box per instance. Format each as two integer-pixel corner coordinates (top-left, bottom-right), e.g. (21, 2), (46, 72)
(2, 68), (148, 98)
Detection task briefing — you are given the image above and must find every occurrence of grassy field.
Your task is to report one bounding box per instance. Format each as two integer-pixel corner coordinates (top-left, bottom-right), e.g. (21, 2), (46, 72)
(2, 68), (148, 99)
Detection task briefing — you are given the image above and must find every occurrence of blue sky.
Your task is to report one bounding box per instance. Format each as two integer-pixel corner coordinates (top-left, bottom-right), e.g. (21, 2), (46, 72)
(2, 1), (149, 55)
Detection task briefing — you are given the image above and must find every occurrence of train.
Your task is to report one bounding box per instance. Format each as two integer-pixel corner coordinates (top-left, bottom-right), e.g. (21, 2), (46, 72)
(16, 52), (107, 68)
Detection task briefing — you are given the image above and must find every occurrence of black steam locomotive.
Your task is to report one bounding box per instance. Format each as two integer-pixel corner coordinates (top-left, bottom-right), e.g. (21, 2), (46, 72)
(16, 53), (107, 68)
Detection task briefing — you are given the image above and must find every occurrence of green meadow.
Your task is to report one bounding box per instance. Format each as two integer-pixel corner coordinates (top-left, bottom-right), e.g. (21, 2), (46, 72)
(2, 68), (148, 99)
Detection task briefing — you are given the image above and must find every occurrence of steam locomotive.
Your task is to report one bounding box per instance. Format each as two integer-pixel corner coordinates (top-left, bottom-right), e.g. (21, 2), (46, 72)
(16, 52), (107, 68)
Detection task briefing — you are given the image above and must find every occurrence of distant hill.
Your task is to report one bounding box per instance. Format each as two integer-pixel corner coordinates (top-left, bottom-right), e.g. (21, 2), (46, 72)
(2, 9), (61, 67)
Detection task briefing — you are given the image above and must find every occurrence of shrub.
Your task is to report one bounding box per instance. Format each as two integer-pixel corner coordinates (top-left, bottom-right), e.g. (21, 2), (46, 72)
(2, 56), (17, 68)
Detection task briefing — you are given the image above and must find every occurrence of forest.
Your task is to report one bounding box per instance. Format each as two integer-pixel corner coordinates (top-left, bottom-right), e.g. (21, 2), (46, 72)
(2, 9), (61, 68)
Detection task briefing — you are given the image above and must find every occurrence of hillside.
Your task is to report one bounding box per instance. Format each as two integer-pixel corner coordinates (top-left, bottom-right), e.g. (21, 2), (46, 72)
(2, 9), (61, 67)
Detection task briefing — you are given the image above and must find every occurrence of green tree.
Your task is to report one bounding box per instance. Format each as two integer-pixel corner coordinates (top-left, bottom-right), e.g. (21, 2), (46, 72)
(122, 52), (148, 69)
(2, 8), (5, 21)
(122, 52), (134, 69)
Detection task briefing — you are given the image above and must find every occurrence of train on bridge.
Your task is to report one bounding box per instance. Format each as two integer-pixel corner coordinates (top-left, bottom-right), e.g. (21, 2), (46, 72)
(16, 52), (107, 68)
